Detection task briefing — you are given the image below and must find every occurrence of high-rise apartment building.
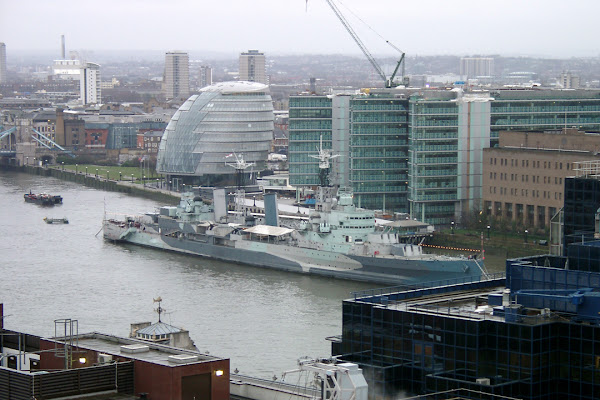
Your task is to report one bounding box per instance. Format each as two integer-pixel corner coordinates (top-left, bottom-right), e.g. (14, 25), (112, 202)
(560, 71), (580, 89)
(460, 57), (494, 79)
(164, 51), (190, 100)
(0, 42), (7, 84)
(80, 62), (101, 105)
(289, 88), (600, 225)
(199, 65), (212, 88)
(239, 50), (267, 84)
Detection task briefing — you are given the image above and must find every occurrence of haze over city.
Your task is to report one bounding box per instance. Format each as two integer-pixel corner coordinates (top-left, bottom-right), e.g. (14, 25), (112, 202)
(1, 0), (599, 58)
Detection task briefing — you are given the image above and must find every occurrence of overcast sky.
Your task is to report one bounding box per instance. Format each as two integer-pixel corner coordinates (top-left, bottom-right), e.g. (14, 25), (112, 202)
(1, 0), (599, 58)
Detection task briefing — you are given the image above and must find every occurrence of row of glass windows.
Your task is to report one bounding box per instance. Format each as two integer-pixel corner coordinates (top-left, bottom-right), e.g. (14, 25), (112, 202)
(289, 97), (332, 108)
(415, 168), (457, 177)
(351, 161), (407, 170)
(289, 109), (332, 118)
(409, 193), (457, 201)
(351, 104), (407, 111)
(350, 151), (406, 158)
(409, 131), (458, 140)
(353, 115), (407, 123)
(492, 117), (600, 126)
(351, 173), (407, 182)
(490, 157), (573, 171)
(412, 156), (458, 164)
(489, 171), (564, 186)
(488, 186), (563, 201)
(289, 120), (332, 130)
(413, 144), (458, 152)
(354, 185), (408, 194)
(352, 126), (407, 135)
(491, 104), (600, 113)
(351, 138), (407, 147)
(410, 107), (457, 115)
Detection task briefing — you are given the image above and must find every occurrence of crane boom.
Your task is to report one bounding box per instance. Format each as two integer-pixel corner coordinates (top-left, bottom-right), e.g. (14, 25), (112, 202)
(324, 0), (387, 83)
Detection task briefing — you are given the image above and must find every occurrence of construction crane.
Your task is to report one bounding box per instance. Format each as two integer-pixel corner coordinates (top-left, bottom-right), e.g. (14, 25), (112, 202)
(323, 0), (407, 88)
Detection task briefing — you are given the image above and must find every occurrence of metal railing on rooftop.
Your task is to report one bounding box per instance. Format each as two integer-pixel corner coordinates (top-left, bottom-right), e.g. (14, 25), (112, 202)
(351, 272), (506, 302)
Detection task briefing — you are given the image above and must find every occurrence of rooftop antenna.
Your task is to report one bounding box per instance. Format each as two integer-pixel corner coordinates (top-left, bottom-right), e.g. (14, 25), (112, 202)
(309, 135), (340, 187)
(153, 296), (165, 323)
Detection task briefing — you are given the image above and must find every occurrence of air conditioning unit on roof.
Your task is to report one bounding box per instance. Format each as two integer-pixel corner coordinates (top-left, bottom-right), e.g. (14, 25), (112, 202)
(476, 377), (491, 385)
(98, 353), (113, 364)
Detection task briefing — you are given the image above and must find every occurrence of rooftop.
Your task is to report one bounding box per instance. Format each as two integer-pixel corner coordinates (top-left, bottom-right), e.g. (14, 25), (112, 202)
(200, 81), (269, 94)
(54, 332), (225, 367)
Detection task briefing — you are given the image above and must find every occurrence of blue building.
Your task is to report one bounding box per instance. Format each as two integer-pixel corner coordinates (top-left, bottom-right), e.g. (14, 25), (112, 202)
(333, 174), (600, 399)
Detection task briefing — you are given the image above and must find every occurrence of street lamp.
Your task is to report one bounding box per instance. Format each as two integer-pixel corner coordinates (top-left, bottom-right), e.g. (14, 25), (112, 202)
(487, 225), (491, 239)
(253, 196), (256, 207)
(119, 171), (122, 181)
(75, 164), (78, 174)
(61, 161), (64, 171)
(131, 174), (134, 183)
(85, 166), (88, 176)
(107, 170), (110, 180)
(451, 221), (455, 235)
(95, 168), (98, 179)
(26, 156), (29, 165)
(524, 229), (529, 243)
(143, 176), (146, 188)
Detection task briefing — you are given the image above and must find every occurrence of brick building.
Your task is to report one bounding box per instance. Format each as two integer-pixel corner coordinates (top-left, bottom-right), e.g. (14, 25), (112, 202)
(483, 128), (600, 229)
(137, 130), (163, 154)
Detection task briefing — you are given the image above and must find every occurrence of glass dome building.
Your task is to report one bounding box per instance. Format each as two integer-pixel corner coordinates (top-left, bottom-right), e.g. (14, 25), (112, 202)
(156, 81), (274, 186)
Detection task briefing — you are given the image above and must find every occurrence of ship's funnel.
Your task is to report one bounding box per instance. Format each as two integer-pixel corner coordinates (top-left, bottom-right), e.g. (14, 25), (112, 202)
(264, 193), (279, 227)
(213, 188), (227, 222)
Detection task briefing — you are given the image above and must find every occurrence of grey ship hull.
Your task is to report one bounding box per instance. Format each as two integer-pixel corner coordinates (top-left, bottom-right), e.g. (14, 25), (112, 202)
(104, 221), (484, 287)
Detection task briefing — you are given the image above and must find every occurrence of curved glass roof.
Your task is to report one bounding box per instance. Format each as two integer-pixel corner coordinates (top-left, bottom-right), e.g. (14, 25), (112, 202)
(157, 81), (274, 176)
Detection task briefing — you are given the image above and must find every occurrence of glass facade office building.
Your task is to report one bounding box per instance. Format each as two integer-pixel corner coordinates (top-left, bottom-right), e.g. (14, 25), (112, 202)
(157, 81), (274, 186)
(335, 261), (600, 400)
(289, 89), (600, 224)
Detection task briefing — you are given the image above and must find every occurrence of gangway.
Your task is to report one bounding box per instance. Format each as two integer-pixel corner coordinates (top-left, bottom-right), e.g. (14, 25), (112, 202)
(31, 128), (76, 158)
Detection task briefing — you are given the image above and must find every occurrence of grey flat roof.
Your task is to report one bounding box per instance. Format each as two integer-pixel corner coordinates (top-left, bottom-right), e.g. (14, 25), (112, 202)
(50, 332), (226, 367)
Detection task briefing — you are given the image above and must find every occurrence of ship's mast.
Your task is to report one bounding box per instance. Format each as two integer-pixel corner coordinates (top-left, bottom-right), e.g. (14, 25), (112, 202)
(225, 153), (255, 219)
(309, 135), (340, 187)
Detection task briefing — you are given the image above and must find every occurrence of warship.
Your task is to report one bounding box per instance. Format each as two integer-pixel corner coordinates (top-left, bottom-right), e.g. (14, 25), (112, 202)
(103, 186), (487, 286)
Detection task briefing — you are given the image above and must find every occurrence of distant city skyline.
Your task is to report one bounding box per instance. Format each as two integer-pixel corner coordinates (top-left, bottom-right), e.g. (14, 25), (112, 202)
(0, 0), (599, 59)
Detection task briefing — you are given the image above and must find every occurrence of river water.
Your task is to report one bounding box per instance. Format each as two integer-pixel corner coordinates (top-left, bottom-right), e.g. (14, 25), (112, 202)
(0, 170), (374, 378)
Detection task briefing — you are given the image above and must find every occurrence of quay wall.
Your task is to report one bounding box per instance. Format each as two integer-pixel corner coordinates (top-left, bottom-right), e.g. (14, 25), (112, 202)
(4, 165), (179, 205)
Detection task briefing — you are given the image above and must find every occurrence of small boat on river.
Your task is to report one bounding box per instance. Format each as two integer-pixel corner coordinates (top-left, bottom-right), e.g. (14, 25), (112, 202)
(43, 217), (69, 224)
(24, 192), (63, 205)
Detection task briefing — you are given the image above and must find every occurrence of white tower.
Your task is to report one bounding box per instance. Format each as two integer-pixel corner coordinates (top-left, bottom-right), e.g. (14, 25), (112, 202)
(239, 50), (267, 84)
(80, 62), (101, 105)
(164, 51), (190, 100)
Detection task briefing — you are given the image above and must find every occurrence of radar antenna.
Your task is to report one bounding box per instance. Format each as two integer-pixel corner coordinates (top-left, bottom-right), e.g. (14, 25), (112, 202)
(309, 136), (340, 187)
(225, 153), (255, 220)
(153, 296), (165, 323)
(225, 153), (255, 189)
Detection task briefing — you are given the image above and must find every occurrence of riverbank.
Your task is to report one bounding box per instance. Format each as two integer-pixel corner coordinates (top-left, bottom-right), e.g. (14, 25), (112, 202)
(428, 230), (550, 273)
(2, 164), (179, 205)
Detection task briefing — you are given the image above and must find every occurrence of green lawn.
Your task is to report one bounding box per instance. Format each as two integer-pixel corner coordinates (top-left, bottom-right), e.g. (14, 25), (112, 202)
(58, 164), (162, 181)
